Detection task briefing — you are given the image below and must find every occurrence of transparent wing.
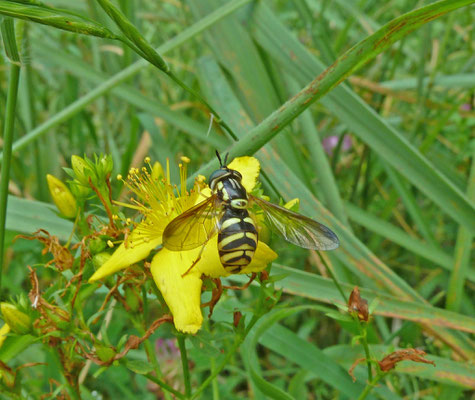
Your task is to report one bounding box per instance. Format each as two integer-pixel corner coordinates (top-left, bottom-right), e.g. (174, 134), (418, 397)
(250, 196), (339, 250)
(162, 195), (222, 251)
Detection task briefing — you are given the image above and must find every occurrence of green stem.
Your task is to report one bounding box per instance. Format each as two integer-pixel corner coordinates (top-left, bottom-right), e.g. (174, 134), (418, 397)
(0, 56), (20, 295)
(446, 143), (475, 311)
(211, 357), (220, 400)
(192, 280), (268, 400)
(144, 373), (186, 400)
(357, 372), (386, 400)
(177, 335), (192, 398)
(48, 346), (81, 400)
(132, 318), (172, 400)
(356, 320), (373, 382)
(191, 336), (242, 400)
(318, 250), (373, 381)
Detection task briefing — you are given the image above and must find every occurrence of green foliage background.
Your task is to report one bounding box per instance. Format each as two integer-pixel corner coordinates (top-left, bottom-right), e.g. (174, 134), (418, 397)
(0, 0), (474, 398)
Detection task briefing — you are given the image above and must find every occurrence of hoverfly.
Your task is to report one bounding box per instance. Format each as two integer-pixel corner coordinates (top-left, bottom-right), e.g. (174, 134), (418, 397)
(163, 151), (339, 275)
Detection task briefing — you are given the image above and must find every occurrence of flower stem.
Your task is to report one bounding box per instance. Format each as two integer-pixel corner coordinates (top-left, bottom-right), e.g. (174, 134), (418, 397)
(144, 373), (186, 400)
(357, 320), (373, 382)
(177, 334), (192, 398)
(0, 19), (21, 293)
(357, 372), (386, 400)
(211, 357), (220, 400)
(135, 290), (173, 400)
(191, 336), (242, 400)
(192, 301), (265, 399)
(317, 252), (374, 381)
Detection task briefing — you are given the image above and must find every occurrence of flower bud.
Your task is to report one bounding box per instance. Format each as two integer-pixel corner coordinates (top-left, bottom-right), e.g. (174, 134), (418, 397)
(0, 303), (32, 334)
(233, 311), (242, 328)
(46, 174), (78, 219)
(96, 344), (116, 363)
(69, 179), (91, 201)
(89, 237), (107, 255)
(348, 287), (369, 322)
(0, 323), (10, 347)
(151, 161), (164, 181)
(71, 155), (95, 186)
(96, 154), (113, 180)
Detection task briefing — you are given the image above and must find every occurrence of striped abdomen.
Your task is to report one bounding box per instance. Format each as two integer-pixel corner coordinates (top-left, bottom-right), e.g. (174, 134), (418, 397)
(218, 208), (258, 273)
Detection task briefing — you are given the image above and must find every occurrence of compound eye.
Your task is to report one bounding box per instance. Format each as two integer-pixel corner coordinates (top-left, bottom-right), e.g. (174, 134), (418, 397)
(233, 170), (242, 180)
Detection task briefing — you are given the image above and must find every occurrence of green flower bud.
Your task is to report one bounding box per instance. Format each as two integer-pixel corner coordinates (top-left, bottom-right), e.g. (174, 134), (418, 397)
(46, 174), (78, 219)
(71, 155), (95, 186)
(69, 179), (91, 201)
(97, 154), (113, 180)
(96, 344), (116, 362)
(89, 237), (107, 255)
(0, 303), (32, 335)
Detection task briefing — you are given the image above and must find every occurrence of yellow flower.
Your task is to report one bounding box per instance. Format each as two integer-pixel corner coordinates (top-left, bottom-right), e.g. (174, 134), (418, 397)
(89, 156), (277, 334)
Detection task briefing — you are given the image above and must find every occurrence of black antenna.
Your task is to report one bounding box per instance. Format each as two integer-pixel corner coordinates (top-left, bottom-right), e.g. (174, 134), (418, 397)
(223, 152), (229, 166)
(216, 150), (223, 167)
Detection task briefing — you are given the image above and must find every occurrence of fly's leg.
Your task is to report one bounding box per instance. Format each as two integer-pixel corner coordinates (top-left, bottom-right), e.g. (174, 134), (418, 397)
(181, 242), (206, 277)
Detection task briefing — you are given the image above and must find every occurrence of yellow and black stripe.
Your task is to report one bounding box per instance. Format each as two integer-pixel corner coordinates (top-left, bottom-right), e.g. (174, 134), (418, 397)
(218, 209), (258, 273)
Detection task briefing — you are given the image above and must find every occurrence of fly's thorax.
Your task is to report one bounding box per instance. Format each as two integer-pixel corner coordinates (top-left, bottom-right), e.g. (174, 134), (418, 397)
(209, 167), (247, 207)
(215, 177), (248, 208)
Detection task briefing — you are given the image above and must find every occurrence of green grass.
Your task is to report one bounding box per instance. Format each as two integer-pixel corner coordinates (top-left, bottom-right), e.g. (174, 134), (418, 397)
(0, 0), (474, 398)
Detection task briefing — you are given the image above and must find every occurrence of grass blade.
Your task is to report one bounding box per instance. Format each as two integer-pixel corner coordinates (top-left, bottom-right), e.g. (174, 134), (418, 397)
(446, 145), (475, 311)
(194, 0), (475, 235)
(6, 196), (73, 241)
(0, 0), (120, 39)
(0, 18), (21, 292)
(32, 42), (227, 148)
(0, 0), (252, 163)
(344, 202), (475, 282)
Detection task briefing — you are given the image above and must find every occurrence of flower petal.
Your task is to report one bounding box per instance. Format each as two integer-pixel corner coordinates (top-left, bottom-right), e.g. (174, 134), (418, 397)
(151, 235), (276, 333)
(228, 156), (260, 193)
(151, 249), (204, 334)
(239, 241), (277, 274)
(196, 236), (230, 278)
(89, 222), (162, 282)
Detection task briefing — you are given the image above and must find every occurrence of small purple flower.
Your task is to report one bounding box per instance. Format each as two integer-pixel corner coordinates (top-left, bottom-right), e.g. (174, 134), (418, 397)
(460, 103), (472, 112)
(322, 135), (352, 156)
(155, 337), (180, 359)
